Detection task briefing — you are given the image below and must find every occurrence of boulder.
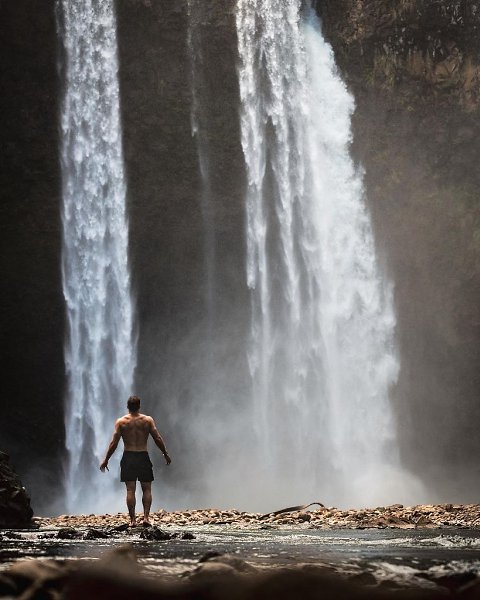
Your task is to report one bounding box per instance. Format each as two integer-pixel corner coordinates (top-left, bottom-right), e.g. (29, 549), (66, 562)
(56, 527), (82, 539)
(139, 526), (174, 541)
(96, 544), (140, 576)
(0, 451), (33, 528)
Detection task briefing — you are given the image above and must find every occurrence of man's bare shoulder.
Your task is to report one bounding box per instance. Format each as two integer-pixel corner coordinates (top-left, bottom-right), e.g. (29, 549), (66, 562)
(139, 413), (153, 422)
(116, 415), (130, 426)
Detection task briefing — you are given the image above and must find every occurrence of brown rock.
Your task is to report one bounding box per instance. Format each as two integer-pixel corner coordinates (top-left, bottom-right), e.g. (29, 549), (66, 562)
(297, 513), (311, 522)
(7, 559), (69, 599)
(189, 561), (239, 582)
(415, 515), (433, 526)
(97, 545), (140, 576)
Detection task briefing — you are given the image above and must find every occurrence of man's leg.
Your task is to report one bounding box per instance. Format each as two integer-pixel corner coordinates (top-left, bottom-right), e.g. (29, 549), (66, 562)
(125, 481), (137, 526)
(140, 481), (152, 525)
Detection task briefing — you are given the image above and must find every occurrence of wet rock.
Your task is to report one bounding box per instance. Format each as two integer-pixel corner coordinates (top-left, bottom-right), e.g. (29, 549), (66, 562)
(139, 526), (174, 541)
(83, 528), (110, 540)
(110, 523), (129, 533)
(422, 571), (478, 592)
(202, 554), (257, 574)
(378, 579), (404, 590)
(3, 553), (468, 600)
(252, 568), (390, 600)
(56, 527), (82, 539)
(97, 544), (139, 575)
(7, 559), (68, 597)
(0, 451), (33, 528)
(199, 550), (223, 562)
(188, 561), (240, 582)
(180, 531), (196, 540)
(298, 563), (339, 578)
(349, 571), (378, 586)
(5, 530), (24, 539)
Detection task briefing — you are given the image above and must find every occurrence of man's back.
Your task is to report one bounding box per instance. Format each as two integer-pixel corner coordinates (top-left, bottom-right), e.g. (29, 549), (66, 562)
(117, 413), (152, 451)
(100, 396), (171, 527)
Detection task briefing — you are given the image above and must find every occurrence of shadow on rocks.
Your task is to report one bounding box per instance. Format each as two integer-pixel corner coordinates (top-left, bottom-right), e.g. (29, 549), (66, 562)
(63, 567), (455, 600)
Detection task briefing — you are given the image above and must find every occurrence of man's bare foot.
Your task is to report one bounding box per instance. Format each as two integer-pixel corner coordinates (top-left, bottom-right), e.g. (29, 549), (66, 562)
(129, 520), (137, 528)
(142, 520), (151, 527)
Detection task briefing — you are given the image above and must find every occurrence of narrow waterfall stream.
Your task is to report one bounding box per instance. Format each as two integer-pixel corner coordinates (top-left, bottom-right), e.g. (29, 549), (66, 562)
(236, 1), (403, 505)
(57, 0), (135, 513)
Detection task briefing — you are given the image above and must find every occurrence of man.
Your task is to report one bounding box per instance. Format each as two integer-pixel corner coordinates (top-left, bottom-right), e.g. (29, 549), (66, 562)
(100, 396), (171, 527)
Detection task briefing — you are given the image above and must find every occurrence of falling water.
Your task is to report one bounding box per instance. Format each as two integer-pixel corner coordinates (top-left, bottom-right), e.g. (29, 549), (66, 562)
(236, 1), (403, 506)
(57, 0), (136, 513)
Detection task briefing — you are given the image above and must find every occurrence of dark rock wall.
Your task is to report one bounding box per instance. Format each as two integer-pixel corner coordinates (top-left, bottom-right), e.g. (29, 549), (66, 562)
(318, 0), (480, 498)
(0, 0), (65, 512)
(0, 451), (34, 526)
(116, 0), (249, 501)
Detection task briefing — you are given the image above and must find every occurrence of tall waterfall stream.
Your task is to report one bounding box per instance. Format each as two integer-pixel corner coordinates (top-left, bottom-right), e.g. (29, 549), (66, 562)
(235, 1), (404, 506)
(57, 0), (136, 513)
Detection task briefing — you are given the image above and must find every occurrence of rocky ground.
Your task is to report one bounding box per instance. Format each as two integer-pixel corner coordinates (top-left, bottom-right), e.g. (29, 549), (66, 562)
(0, 452), (33, 528)
(34, 503), (480, 530)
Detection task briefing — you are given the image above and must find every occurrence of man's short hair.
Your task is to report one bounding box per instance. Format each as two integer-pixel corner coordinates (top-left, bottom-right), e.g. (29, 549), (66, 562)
(127, 396), (141, 412)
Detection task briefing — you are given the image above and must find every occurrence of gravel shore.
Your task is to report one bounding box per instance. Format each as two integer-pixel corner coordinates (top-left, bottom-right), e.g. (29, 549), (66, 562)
(34, 503), (480, 530)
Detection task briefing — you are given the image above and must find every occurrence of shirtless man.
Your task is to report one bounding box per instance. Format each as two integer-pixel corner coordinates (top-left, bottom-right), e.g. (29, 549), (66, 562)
(100, 396), (171, 527)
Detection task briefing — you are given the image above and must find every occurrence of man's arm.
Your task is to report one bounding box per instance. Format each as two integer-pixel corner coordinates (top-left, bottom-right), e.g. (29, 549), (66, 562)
(149, 418), (171, 465)
(100, 420), (122, 472)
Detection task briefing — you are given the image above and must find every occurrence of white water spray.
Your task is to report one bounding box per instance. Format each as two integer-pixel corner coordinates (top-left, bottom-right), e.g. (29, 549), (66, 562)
(236, 1), (405, 506)
(57, 0), (136, 513)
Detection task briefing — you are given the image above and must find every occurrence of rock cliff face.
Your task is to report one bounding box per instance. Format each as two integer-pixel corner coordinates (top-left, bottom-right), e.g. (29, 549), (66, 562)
(0, 0), (65, 512)
(0, 452), (34, 527)
(116, 0), (250, 499)
(117, 0), (247, 396)
(1, 0), (480, 510)
(319, 0), (480, 497)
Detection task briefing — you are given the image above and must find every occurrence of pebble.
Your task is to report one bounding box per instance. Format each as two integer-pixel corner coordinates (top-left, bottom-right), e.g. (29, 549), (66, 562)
(33, 503), (480, 531)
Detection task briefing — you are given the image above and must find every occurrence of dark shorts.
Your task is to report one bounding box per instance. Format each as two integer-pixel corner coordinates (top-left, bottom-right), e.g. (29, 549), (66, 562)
(120, 451), (154, 482)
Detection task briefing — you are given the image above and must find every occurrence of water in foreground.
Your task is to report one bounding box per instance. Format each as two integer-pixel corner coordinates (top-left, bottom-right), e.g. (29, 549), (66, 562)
(2, 523), (480, 596)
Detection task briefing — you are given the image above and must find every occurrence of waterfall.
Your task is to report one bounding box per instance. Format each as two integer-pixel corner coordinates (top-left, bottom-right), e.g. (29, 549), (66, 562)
(57, 0), (136, 513)
(236, 1), (402, 506)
